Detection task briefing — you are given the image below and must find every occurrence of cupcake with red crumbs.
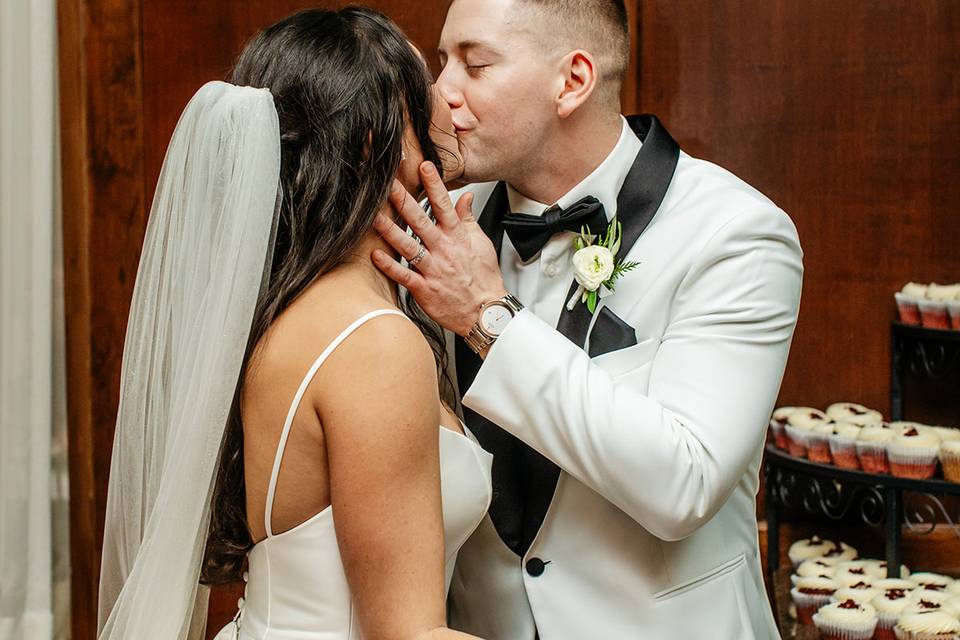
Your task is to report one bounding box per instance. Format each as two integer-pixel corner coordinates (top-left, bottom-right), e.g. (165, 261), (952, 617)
(872, 589), (914, 640)
(819, 543), (859, 567)
(792, 575), (839, 625)
(834, 561), (875, 588)
(809, 422), (837, 463)
(872, 578), (916, 591)
(869, 562), (913, 581)
(857, 424), (899, 473)
(889, 428), (942, 479)
(830, 422), (864, 470)
(813, 599), (878, 640)
(786, 408), (828, 458)
(827, 402), (884, 426)
(832, 584), (882, 605)
(908, 592), (953, 608)
(919, 284), (960, 330)
(909, 573), (955, 592)
(894, 609), (960, 640)
(788, 535), (835, 568)
(792, 558), (838, 586)
(896, 283), (928, 326)
(770, 406), (796, 450)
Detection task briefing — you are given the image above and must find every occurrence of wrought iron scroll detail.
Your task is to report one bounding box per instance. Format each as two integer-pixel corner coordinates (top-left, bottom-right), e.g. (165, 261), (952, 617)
(769, 468), (885, 527)
(903, 492), (960, 538)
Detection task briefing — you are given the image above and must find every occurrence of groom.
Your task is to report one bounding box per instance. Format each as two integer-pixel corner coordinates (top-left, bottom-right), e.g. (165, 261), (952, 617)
(373, 0), (803, 638)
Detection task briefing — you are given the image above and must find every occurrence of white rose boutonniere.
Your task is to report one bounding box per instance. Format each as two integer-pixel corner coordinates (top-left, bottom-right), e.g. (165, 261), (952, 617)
(566, 216), (640, 314)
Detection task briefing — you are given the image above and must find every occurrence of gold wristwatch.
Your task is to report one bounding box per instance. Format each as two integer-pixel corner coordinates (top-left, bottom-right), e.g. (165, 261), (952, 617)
(464, 294), (524, 355)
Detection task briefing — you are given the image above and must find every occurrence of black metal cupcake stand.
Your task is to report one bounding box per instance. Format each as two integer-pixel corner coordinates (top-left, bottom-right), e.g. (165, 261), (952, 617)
(765, 323), (960, 586)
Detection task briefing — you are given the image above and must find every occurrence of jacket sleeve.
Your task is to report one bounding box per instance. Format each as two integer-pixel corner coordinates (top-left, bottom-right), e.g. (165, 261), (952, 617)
(461, 206), (803, 541)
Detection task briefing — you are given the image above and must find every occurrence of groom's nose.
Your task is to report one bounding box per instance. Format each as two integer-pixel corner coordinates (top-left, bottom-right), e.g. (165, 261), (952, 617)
(435, 64), (464, 110)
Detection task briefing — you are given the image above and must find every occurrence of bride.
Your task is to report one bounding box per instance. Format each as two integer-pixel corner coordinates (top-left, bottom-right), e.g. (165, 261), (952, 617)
(96, 7), (491, 640)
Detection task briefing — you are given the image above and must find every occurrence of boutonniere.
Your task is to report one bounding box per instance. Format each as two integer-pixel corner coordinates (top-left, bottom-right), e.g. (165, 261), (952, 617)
(566, 216), (640, 314)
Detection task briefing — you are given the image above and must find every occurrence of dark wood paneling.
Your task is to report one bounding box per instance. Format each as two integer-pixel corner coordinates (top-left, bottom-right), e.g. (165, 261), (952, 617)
(58, 0), (146, 638)
(637, 0), (960, 416)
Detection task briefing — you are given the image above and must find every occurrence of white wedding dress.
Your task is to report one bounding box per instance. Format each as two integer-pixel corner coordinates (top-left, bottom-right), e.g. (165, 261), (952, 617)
(214, 309), (493, 640)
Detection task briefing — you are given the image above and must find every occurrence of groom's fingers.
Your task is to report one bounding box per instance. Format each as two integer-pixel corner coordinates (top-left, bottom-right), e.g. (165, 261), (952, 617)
(455, 192), (475, 223)
(420, 162), (457, 229)
(388, 180), (441, 246)
(371, 249), (426, 293)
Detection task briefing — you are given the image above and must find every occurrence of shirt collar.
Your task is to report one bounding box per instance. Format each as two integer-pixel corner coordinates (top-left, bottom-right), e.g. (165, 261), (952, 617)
(506, 116), (642, 221)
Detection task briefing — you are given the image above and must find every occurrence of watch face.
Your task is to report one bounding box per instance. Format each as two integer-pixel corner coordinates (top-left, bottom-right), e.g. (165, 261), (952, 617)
(480, 303), (513, 336)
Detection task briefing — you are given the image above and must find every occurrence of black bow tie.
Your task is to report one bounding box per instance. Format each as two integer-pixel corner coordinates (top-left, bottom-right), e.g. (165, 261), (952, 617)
(502, 196), (609, 261)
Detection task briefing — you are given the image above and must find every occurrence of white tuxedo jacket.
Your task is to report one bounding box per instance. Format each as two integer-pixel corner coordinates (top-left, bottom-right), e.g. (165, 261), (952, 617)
(447, 116), (801, 640)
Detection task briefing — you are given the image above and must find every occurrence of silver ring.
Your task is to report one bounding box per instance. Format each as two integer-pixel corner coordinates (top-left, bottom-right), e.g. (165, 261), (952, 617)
(408, 245), (426, 267)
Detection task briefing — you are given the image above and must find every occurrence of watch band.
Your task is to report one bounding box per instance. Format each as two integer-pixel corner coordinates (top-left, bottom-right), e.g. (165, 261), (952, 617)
(464, 294), (524, 355)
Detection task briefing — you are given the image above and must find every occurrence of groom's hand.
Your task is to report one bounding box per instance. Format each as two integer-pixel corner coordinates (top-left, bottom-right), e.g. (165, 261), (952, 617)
(372, 161), (507, 337)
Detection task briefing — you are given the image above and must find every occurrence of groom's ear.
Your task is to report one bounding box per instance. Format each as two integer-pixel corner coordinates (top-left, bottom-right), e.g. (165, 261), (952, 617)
(556, 50), (598, 119)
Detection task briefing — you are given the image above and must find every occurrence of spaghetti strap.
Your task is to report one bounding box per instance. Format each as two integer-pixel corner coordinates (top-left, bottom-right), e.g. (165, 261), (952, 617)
(263, 309), (407, 537)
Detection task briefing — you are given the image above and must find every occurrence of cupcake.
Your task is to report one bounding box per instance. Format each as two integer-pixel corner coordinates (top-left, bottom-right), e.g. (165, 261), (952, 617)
(812, 599), (878, 640)
(889, 428), (942, 479)
(830, 422), (864, 469)
(908, 591), (953, 607)
(872, 578), (917, 591)
(789, 535), (835, 568)
(809, 422), (837, 463)
(770, 406), (796, 450)
(820, 543), (860, 566)
(910, 573), (955, 592)
(873, 589), (915, 640)
(894, 609), (960, 640)
(832, 584), (882, 605)
(869, 562), (913, 580)
(919, 284), (957, 330)
(939, 441), (960, 483)
(857, 424), (898, 473)
(834, 562), (875, 588)
(786, 408), (828, 458)
(826, 403), (884, 426)
(792, 575), (839, 625)
(896, 283), (928, 326)
(792, 558), (838, 586)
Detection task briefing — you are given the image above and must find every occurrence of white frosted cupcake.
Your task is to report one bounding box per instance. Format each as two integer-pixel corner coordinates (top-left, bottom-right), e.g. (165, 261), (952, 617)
(894, 609), (959, 640)
(819, 543), (859, 567)
(897, 284), (927, 326)
(770, 406), (796, 450)
(827, 403), (884, 425)
(792, 575), (839, 625)
(927, 284), (960, 301)
(789, 535), (834, 568)
(889, 428), (941, 480)
(910, 573), (956, 591)
(940, 441), (960, 483)
(931, 427), (960, 443)
(786, 408), (829, 458)
(858, 424), (899, 474)
(919, 287), (953, 330)
(909, 591), (954, 607)
(832, 585), (882, 605)
(873, 578), (917, 591)
(809, 421), (838, 463)
(873, 588), (915, 640)
(813, 599), (878, 640)
(869, 562), (913, 580)
(830, 422), (865, 469)
(835, 564), (875, 588)
(792, 558), (838, 586)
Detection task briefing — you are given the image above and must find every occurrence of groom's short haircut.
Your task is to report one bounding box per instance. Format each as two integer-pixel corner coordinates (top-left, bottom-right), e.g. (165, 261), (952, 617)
(510, 0), (629, 109)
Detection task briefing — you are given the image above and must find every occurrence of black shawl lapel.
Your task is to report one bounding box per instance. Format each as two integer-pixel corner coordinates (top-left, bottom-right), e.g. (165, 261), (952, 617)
(455, 116), (680, 556)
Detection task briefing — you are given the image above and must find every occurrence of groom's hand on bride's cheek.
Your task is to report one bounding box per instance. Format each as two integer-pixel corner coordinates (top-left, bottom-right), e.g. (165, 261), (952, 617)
(372, 161), (507, 336)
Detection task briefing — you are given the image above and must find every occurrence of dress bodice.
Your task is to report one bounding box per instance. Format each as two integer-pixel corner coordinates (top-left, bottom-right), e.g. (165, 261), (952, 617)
(214, 310), (492, 640)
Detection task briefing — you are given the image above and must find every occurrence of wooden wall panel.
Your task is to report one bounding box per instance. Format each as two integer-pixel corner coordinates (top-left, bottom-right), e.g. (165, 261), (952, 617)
(636, 0), (960, 416)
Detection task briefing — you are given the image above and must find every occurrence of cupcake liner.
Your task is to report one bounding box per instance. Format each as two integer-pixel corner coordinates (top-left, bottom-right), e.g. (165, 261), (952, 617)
(888, 445), (940, 480)
(812, 612), (877, 640)
(791, 587), (834, 625)
(769, 419), (789, 450)
(808, 432), (833, 464)
(785, 424), (809, 458)
(947, 300), (960, 331)
(940, 449), (960, 483)
(918, 299), (951, 330)
(895, 630), (960, 640)
(829, 436), (860, 470)
(895, 292), (922, 326)
(856, 441), (890, 474)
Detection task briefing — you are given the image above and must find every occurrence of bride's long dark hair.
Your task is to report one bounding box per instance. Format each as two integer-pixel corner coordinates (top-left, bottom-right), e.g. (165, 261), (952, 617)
(200, 6), (458, 585)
